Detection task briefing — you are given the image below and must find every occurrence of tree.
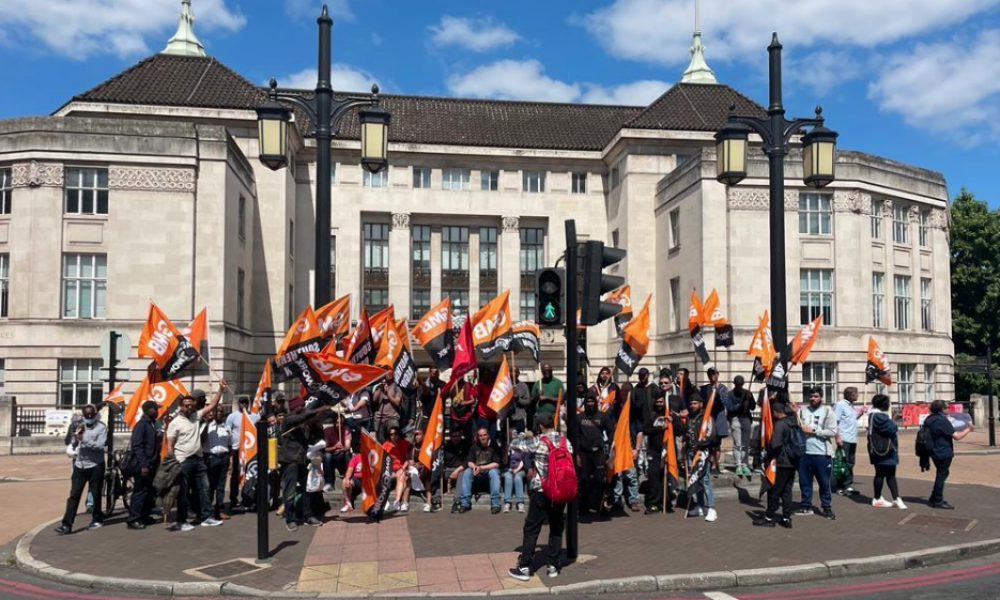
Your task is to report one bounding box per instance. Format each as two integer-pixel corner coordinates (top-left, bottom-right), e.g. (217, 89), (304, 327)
(950, 189), (1000, 400)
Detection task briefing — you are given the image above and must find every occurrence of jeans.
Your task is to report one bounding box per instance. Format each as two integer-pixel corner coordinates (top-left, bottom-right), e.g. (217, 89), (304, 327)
(459, 467), (501, 508)
(177, 456), (212, 524)
(798, 454), (833, 510)
(518, 491), (565, 570)
(206, 453), (230, 517)
(128, 468), (155, 524)
(62, 464), (105, 528)
(281, 461), (313, 523)
(228, 451), (244, 509)
(322, 451), (350, 488)
(834, 442), (857, 491)
(766, 466), (796, 519)
(503, 470), (526, 505)
(694, 462), (714, 509)
(613, 466), (640, 506)
(645, 455), (664, 509)
(930, 456), (952, 504)
(730, 416), (752, 467)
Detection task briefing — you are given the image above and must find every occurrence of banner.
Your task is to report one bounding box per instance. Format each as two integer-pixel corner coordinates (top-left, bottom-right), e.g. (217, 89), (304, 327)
(615, 295), (651, 376)
(866, 336), (892, 385)
(296, 352), (389, 408)
(703, 289), (734, 348)
(509, 320), (541, 364)
(274, 305), (323, 382)
(251, 359), (271, 414)
(748, 312), (776, 382)
(316, 294), (351, 340)
(605, 285), (633, 338)
(360, 429), (394, 520)
(138, 302), (199, 380)
(444, 318), (478, 392)
(487, 355), (515, 414)
(345, 308), (378, 365)
(181, 308), (210, 358)
(688, 290), (711, 365)
(239, 410), (258, 484)
(123, 371), (188, 428)
(375, 318), (417, 390)
(789, 314), (823, 365)
(369, 305), (396, 350)
(419, 392), (445, 479)
(608, 398), (634, 480)
(471, 289), (512, 361)
(411, 298), (455, 371)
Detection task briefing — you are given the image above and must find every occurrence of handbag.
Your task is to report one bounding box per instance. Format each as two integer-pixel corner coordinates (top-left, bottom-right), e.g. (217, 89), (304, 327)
(831, 447), (849, 481)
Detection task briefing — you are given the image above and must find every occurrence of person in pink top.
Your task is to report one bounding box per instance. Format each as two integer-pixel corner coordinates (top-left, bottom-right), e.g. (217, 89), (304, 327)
(340, 453), (364, 513)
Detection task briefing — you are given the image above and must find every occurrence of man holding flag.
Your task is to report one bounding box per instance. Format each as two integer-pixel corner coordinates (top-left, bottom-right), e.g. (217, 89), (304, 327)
(576, 392), (614, 515)
(753, 399), (797, 529)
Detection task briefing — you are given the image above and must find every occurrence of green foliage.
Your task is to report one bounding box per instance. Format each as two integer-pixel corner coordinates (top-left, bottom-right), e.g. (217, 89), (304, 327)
(950, 188), (1000, 399)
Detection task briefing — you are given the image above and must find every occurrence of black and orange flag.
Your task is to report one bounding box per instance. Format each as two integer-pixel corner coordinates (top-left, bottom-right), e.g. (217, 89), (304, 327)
(702, 289), (734, 348)
(608, 398), (634, 481)
(605, 285), (633, 338)
(297, 351), (389, 408)
(866, 336), (892, 385)
(375, 318), (417, 390)
(471, 289), (512, 361)
(419, 392), (445, 478)
(757, 392), (777, 498)
(316, 294), (351, 340)
(411, 298), (455, 372)
(180, 307), (210, 359)
(615, 295), (651, 376)
(360, 429), (394, 520)
(748, 312), (776, 382)
(251, 359), (271, 414)
(509, 320), (541, 364)
(663, 413), (679, 482)
(688, 289), (711, 365)
(274, 306), (323, 382)
(369, 305), (396, 350)
(123, 371), (188, 428)
(345, 308), (377, 365)
(444, 317), (477, 392)
(138, 302), (199, 380)
(239, 410), (258, 485)
(487, 354), (515, 414)
(789, 314), (823, 365)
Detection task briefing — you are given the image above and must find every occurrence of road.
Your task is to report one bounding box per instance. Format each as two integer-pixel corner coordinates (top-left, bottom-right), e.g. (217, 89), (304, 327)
(1, 555), (999, 600)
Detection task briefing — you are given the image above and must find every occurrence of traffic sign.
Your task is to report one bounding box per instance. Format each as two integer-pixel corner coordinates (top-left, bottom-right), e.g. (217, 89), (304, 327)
(100, 330), (131, 367)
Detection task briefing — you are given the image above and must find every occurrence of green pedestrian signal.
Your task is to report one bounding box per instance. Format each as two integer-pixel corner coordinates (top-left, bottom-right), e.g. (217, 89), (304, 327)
(536, 268), (564, 327)
(543, 303), (557, 320)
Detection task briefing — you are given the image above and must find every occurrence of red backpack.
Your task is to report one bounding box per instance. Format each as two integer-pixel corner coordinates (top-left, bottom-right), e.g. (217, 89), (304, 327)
(541, 436), (578, 503)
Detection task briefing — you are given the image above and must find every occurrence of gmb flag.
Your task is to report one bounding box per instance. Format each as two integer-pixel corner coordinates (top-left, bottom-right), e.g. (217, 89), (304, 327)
(509, 320), (541, 364)
(345, 308), (378, 366)
(411, 298), (455, 372)
(316, 294), (351, 341)
(419, 392), (445, 480)
(138, 302), (199, 381)
(688, 290), (711, 366)
(360, 429), (394, 521)
(123, 370), (188, 428)
(296, 351), (389, 409)
(375, 318), (418, 390)
(866, 336), (892, 385)
(702, 289), (734, 349)
(471, 290), (512, 361)
(615, 295), (651, 376)
(369, 305), (396, 351)
(604, 285), (633, 338)
(274, 306), (323, 382)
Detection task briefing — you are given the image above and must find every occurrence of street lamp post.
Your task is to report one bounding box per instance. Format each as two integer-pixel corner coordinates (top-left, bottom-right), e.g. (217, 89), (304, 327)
(715, 33), (838, 364)
(257, 4), (390, 308)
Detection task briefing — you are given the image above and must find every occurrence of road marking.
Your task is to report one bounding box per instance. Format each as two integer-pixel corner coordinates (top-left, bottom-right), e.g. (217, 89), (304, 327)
(705, 593), (740, 600)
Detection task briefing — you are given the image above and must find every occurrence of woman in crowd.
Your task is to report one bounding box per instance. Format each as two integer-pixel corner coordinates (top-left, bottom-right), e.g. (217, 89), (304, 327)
(868, 394), (906, 510)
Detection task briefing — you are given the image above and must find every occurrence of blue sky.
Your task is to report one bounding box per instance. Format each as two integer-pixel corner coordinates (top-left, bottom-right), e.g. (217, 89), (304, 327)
(2, 0), (1000, 207)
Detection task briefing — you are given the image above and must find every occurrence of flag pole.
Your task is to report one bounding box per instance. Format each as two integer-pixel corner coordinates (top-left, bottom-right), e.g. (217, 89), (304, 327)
(199, 355), (227, 386)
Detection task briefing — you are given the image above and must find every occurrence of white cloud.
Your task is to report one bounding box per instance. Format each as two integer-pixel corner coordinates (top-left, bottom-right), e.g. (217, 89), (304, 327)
(447, 59), (666, 105)
(581, 0), (1000, 66)
(869, 30), (1000, 142)
(285, 0), (353, 21)
(276, 65), (380, 93)
(371, 33), (382, 46)
(787, 51), (859, 97)
(429, 16), (520, 52)
(0, 0), (245, 58)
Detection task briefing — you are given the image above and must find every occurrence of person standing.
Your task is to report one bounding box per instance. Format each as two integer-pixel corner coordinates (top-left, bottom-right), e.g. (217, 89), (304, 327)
(588, 367), (621, 417)
(204, 406), (233, 521)
(924, 399), (973, 509)
(797, 387), (838, 520)
(373, 371), (403, 442)
(164, 385), (226, 531)
(867, 394), (906, 509)
(699, 368), (729, 475)
(279, 398), (327, 529)
(418, 367), (445, 420)
(506, 367), (532, 435)
(531, 363), (564, 420)
(576, 393), (614, 515)
(615, 368), (656, 512)
(642, 394), (668, 514)
(508, 412), (572, 581)
(833, 387), (861, 496)
(684, 395), (717, 522)
(225, 396), (258, 513)
(753, 401), (798, 528)
(55, 404), (108, 535)
(727, 376), (755, 477)
(126, 400), (161, 530)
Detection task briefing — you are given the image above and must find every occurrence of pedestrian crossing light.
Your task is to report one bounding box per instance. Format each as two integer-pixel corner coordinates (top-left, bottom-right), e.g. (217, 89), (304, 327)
(536, 268), (565, 327)
(581, 241), (626, 326)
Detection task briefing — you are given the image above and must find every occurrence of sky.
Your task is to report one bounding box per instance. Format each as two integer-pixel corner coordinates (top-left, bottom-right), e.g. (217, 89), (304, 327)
(1, 0), (1000, 207)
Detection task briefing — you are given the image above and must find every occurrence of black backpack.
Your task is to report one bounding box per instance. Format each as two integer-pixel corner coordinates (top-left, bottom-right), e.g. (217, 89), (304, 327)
(782, 423), (807, 463)
(915, 421), (934, 458)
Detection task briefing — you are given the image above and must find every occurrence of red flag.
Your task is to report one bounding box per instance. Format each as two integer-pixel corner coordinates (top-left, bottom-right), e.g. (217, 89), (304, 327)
(444, 317), (477, 392)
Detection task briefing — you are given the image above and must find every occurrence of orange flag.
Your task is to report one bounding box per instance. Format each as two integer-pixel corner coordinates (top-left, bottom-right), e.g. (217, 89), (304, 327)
(598, 389), (617, 414)
(760, 392), (777, 487)
(688, 289), (705, 332)
(103, 382), (126, 405)
(239, 410), (258, 484)
(487, 355), (515, 414)
(616, 295), (651, 376)
(123, 372), (188, 428)
(369, 305), (396, 349)
(866, 336), (893, 385)
(663, 414), (679, 481)
(316, 294), (351, 340)
(419, 392), (445, 471)
(360, 429), (393, 519)
(471, 289), (512, 360)
(604, 285), (633, 337)
(554, 388), (564, 430)
(180, 308), (209, 356)
(699, 386), (717, 442)
(608, 398), (634, 480)
(251, 359), (271, 414)
(138, 301), (198, 379)
(701, 289), (720, 325)
(274, 305), (323, 381)
(789, 314), (823, 365)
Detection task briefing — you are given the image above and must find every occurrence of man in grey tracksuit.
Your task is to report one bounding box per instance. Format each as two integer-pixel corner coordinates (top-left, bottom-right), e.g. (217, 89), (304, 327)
(55, 404), (108, 535)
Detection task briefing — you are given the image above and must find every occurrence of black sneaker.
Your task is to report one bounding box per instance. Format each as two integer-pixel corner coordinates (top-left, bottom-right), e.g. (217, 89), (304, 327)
(126, 521), (146, 530)
(306, 517), (323, 526)
(458, 505), (471, 514)
(431, 501), (442, 513)
(778, 517), (793, 529)
(286, 522), (298, 532)
(546, 565), (559, 579)
(752, 517), (775, 527)
(930, 501), (955, 510)
(796, 507), (814, 516)
(822, 508), (837, 520)
(491, 505), (502, 515)
(53, 525), (71, 536)
(451, 502), (461, 514)
(644, 506), (661, 515)
(508, 566), (531, 581)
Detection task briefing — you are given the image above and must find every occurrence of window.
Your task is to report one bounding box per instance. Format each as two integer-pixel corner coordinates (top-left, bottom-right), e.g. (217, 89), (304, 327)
(571, 173), (587, 194)
(363, 223), (389, 311)
(442, 226), (469, 271)
(363, 169), (388, 188)
(413, 167), (431, 189)
(331, 162), (337, 184)
(670, 277), (681, 332)
(479, 226), (497, 303)
(798, 193), (832, 235)
(481, 170), (499, 191)
(0, 254), (7, 318)
(800, 269), (834, 325)
(919, 210), (930, 247)
(364, 288), (389, 312)
(330, 235), (337, 298)
(237, 268), (246, 328)
(63, 254), (106, 319)
(59, 359), (102, 408)
(802, 362), (837, 403)
(611, 167), (620, 189)
(64, 168), (109, 215)
(892, 203), (909, 244)
(924, 364), (936, 401)
(522, 171), (545, 193)
(0, 168), (10, 215)
(894, 275), (911, 330)
(669, 209), (680, 250)
(870, 198), (883, 239)
(520, 291), (535, 322)
(920, 278), (933, 331)
(872, 272), (885, 328)
(0, 359), (4, 396)
(288, 284), (294, 326)
(412, 225), (431, 272)
(520, 228), (544, 273)
(288, 220), (295, 259)
(448, 290), (469, 312)
(897, 364), (915, 404)
(411, 289), (431, 321)
(237, 195), (246, 240)
(442, 169), (471, 191)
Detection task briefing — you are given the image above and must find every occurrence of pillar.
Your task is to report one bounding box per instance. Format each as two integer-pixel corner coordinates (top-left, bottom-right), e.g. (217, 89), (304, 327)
(389, 212), (411, 319)
(501, 216), (521, 320)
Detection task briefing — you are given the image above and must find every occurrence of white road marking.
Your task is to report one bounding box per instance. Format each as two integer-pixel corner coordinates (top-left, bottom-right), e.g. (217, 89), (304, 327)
(704, 592), (740, 600)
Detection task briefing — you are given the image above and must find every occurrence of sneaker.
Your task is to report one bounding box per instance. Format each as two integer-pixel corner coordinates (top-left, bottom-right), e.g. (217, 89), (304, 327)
(778, 517), (793, 529)
(491, 505), (502, 515)
(687, 507), (704, 518)
(845, 487), (861, 496)
(507, 566), (531, 582)
(503, 503), (512, 513)
(704, 508), (718, 522)
(894, 498), (908, 510)
(423, 503), (432, 513)
(546, 566), (560, 579)
(930, 501), (954, 510)
(431, 502), (442, 513)
(323, 484), (334, 493)
(219, 512), (231, 520)
(276, 505), (285, 517)
(180, 523), (195, 532)
(629, 502), (641, 513)
(340, 502), (354, 513)
(796, 507), (814, 516)
(87, 521), (103, 530)
(387, 501), (400, 513)
(752, 517), (775, 527)
(126, 521), (146, 531)
(516, 503), (525, 513)
(644, 506), (662, 515)
(399, 503), (409, 513)
(286, 522), (298, 532)
(201, 518), (223, 527)
(451, 503), (460, 513)
(458, 505), (471, 514)
(872, 497), (893, 508)
(53, 525), (71, 535)
(821, 508), (837, 521)
(306, 517), (323, 526)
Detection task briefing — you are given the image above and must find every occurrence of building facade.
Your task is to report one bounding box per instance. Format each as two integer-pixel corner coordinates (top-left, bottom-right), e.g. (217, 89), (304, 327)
(0, 4), (953, 407)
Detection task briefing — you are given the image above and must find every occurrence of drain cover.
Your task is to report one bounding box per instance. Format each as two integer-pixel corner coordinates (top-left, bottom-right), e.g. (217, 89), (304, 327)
(900, 513), (977, 532)
(185, 559), (269, 580)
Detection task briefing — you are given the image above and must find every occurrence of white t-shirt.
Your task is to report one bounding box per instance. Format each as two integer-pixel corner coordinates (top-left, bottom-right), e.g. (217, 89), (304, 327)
(168, 412), (203, 463)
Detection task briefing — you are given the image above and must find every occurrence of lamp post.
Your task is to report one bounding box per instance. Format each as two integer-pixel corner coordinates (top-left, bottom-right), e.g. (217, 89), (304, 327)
(715, 33), (838, 365)
(257, 4), (390, 308)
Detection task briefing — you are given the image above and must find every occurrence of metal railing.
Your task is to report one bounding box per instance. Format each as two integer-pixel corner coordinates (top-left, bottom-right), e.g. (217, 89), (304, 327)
(13, 404), (131, 437)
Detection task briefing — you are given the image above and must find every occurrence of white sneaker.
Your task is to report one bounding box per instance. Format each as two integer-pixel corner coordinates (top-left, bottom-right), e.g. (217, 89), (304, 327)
(389, 501), (400, 513)
(687, 507), (704, 518)
(201, 518), (223, 527)
(340, 502), (353, 513)
(517, 503), (525, 513)
(323, 484), (334, 493)
(894, 498), (908, 510)
(399, 502), (409, 513)
(872, 497), (893, 508)
(704, 508), (718, 522)
(180, 523), (195, 532)
(423, 503), (431, 513)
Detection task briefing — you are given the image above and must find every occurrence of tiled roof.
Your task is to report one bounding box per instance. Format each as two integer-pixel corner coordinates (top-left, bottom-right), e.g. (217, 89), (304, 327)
(68, 54), (766, 151)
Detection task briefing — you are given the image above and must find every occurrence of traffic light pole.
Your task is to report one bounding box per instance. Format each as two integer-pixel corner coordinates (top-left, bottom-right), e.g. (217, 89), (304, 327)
(564, 220), (579, 561)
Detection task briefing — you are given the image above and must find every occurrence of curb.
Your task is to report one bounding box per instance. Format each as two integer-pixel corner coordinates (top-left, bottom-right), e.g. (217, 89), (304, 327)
(15, 517), (1000, 598)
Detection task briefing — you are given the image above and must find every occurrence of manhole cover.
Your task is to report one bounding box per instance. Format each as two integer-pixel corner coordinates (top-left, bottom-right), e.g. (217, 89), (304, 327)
(185, 559), (268, 580)
(900, 513), (977, 532)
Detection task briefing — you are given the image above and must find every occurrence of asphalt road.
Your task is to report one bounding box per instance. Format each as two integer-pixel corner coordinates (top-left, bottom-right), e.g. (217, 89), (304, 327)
(1, 555), (999, 600)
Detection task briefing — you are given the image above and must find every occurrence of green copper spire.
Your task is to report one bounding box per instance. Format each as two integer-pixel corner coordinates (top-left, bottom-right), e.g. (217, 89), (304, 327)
(680, 0), (717, 84)
(162, 0), (206, 57)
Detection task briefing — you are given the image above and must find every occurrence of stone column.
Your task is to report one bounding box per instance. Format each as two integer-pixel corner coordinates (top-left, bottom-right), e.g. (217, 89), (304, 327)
(469, 228), (481, 310)
(431, 227), (442, 304)
(389, 213), (411, 319)
(500, 216), (521, 320)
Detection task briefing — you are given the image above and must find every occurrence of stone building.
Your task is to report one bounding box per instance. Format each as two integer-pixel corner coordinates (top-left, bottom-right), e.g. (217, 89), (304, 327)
(0, 1), (953, 412)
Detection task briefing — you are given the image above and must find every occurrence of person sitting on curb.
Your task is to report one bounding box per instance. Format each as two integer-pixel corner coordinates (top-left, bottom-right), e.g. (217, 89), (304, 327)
(457, 427), (503, 514)
(340, 453), (364, 513)
(382, 426), (412, 513)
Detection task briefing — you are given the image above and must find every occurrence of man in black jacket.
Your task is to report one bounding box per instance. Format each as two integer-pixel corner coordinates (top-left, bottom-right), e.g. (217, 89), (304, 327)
(127, 401), (161, 530)
(754, 401), (797, 528)
(279, 399), (329, 531)
(577, 393), (615, 514)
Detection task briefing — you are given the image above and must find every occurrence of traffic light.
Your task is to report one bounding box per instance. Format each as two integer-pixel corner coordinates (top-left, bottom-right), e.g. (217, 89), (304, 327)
(580, 241), (626, 326)
(536, 268), (565, 327)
